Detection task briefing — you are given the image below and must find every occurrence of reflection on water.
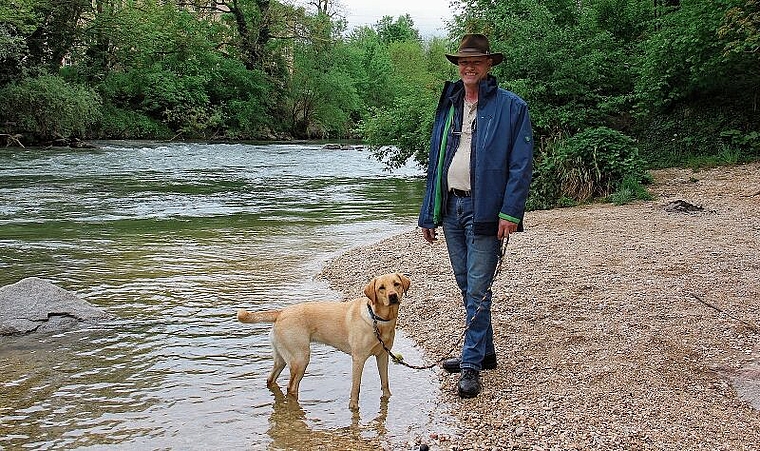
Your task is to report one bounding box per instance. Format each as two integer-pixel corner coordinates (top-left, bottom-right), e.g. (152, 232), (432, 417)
(266, 384), (388, 451)
(0, 142), (452, 449)
(1, 318), (445, 450)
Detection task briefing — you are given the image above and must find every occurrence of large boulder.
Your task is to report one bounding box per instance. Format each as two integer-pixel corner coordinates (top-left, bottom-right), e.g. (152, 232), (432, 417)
(0, 277), (109, 335)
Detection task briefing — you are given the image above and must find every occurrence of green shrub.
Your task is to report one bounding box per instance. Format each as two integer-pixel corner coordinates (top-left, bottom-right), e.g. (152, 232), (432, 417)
(526, 144), (563, 211)
(0, 74), (102, 140)
(554, 127), (645, 203)
(96, 105), (172, 139)
(362, 91), (437, 169)
(225, 98), (270, 139)
(608, 173), (653, 205)
(721, 129), (760, 156)
(636, 101), (758, 168)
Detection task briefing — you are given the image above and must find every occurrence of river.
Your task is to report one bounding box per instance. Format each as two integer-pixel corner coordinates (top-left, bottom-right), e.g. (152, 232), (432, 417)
(0, 142), (452, 450)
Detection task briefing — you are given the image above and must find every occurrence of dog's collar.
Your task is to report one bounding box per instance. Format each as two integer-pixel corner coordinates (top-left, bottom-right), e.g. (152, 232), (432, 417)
(367, 303), (391, 322)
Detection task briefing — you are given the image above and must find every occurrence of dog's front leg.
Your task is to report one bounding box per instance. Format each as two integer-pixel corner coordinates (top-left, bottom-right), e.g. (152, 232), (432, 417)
(349, 355), (367, 410)
(375, 352), (391, 400)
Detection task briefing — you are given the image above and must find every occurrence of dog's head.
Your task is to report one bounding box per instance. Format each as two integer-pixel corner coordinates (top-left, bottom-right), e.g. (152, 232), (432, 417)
(364, 273), (411, 311)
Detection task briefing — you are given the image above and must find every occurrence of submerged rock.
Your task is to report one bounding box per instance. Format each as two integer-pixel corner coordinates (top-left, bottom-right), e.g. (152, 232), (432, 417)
(322, 144), (364, 151)
(0, 277), (109, 336)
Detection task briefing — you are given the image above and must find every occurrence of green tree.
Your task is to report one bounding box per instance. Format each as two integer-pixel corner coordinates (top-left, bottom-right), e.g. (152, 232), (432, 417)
(67, 0), (271, 139)
(182, 0), (275, 72)
(424, 36), (458, 82)
(636, 0), (752, 112)
(362, 38), (445, 168)
(375, 14), (421, 44)
(345, 26), (395, 114)
(635, 0), (760, 164)
(86, 2), (213, 137)
(720, 0), (760, 56)
(0, 0), (90, 83)
(0, 22), (27, 85)
(283, 11), (361, 138)
(26, 0), (90, 73)
(287, 42), (361, 138)
(450, 0), (640, 138)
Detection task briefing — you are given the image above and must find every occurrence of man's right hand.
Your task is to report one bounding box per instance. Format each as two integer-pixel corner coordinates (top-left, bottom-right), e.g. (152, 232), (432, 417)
(422, 228), (438, 243)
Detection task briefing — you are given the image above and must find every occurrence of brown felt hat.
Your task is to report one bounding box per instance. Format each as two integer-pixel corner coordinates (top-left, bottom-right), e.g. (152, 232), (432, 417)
(445, 34), (504, 66)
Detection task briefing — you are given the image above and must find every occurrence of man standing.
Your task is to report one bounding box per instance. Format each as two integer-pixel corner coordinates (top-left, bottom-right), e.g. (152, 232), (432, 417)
(418, 34), (533, 398)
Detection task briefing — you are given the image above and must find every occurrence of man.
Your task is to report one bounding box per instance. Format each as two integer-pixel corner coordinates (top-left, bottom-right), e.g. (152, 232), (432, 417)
(418, 34), (533, 398)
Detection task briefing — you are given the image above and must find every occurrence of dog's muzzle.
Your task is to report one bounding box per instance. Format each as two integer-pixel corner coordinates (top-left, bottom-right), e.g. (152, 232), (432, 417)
(389, 293), (399, 304)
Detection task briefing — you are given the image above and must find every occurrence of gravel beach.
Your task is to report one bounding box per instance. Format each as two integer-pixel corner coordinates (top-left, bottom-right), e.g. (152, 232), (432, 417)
(319, 162), (760, 450)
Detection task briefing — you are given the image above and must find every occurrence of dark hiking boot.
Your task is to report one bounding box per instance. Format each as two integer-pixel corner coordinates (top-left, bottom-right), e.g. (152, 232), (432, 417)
(457, 368), (481, 398)
(442, 353), (497, 374)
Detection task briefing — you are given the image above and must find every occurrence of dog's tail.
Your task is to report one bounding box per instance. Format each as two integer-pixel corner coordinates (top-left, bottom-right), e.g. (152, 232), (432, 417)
(237, 309), (280, 323)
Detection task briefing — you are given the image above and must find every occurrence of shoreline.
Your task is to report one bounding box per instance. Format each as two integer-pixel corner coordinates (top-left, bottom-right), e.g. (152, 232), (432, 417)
(319, 162), (760, 449)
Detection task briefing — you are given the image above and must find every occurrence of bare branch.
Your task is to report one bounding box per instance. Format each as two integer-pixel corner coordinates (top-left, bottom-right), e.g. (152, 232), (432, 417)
(1, 134), (25, 148)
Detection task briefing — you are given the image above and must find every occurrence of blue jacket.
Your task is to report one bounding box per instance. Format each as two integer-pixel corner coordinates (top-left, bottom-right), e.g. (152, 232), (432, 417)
(418, 75), (534, 235)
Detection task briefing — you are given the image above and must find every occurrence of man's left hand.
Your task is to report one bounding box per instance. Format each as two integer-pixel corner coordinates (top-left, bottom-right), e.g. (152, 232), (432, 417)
(498, 219), (518, 240)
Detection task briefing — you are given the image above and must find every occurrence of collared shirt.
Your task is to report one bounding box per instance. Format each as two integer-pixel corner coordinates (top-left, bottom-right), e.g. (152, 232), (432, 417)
(447, 99), (477, 191)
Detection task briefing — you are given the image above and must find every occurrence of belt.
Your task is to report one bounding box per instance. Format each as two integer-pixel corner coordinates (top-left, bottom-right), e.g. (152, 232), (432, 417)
(450, 189), (471, 197)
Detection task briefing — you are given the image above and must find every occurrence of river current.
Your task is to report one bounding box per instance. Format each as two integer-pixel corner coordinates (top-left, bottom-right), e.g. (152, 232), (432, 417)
(0, 142), (452, 450)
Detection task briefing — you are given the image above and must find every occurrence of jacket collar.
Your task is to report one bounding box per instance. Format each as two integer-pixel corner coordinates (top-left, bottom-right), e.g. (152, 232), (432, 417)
(446, 74), (499, 106)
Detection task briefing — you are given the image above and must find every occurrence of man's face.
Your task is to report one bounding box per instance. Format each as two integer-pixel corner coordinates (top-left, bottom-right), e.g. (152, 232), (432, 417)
(457, 56), (492, 86)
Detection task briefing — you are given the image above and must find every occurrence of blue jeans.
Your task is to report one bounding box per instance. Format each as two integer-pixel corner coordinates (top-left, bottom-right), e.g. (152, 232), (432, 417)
(442, 195), (501, 371)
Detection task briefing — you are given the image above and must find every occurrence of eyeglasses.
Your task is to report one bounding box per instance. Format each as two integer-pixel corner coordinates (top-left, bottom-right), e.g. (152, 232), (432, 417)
(457, 58), (489, 67)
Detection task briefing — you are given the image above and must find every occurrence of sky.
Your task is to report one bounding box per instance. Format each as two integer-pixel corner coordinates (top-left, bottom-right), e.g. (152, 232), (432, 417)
(337, 0), (454, 37)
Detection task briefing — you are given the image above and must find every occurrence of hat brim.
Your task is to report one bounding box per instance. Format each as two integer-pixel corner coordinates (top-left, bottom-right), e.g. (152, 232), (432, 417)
(445, 52), (504, 66)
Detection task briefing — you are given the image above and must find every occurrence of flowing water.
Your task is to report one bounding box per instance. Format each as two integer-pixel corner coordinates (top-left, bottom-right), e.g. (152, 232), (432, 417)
(0, 142), (453, 450)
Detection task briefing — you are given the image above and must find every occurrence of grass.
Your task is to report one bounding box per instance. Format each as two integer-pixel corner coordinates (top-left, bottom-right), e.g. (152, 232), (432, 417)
(607, 174), (653, 206)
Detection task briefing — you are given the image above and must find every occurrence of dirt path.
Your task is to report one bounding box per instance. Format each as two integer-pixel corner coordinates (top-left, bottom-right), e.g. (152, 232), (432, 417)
(320, 162), (760, 450)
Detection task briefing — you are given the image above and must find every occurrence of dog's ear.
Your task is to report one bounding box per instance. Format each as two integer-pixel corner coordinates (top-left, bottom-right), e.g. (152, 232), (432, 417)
(397, 273), (411, 293)
(363, 277), (377, 302)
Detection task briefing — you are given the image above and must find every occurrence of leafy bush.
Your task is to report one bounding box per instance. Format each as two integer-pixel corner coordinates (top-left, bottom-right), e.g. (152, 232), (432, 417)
(362, 92), (437, 169)
(636, 0), (755, 115)
(634, 0), (759, 165)
(206, 59), (270, 138)
(0, 74), (102, 140)
(526, 143), (563, 211)
(608, 173), (653, 205)
(224, 98), (270, 139)
(96, 105), (172, 139)
(553, 127), (645, 203)
(721, 129), (760, 155)
(636, 100), (759, 168)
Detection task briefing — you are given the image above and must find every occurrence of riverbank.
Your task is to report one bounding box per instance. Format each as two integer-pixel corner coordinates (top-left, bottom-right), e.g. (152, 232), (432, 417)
(319, 162), (760, 450)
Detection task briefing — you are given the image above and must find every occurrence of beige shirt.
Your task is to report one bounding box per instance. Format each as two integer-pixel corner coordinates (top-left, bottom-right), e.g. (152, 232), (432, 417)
(447, 100), (478, 191)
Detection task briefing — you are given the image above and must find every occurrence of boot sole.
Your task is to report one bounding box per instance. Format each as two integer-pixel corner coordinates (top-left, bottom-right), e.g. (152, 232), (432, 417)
(457, 388), (480, 398)
(442, 362), (497, 374)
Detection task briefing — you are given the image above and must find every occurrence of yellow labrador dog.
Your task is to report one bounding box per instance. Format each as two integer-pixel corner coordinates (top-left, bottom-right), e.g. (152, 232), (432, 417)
(237, 272), (410, 410)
